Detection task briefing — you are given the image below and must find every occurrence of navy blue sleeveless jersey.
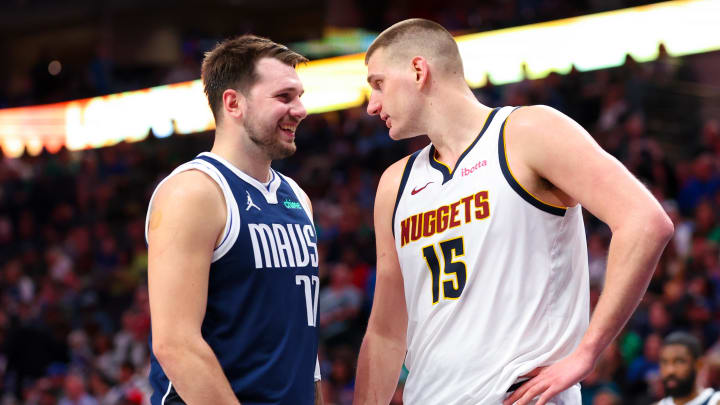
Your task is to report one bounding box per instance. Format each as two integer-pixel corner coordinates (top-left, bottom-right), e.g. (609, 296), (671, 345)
(146, 152), (319, 405)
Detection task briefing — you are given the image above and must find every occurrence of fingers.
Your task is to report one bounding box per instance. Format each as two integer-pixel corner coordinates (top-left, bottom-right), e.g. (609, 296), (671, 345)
(504, 377), (538, 405)
(519, 367), (545, 379)
(504, 367), (545, 405)
(504, 378), (562, 405)
(535, 389), (559, 405)
(515, 381), (547, 405)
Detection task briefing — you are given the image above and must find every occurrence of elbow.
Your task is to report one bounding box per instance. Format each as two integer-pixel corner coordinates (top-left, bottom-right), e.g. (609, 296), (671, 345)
(152, 336), (187, 371)
(643, 207), (674, 246)
(653, 209), (674, 243)
(152, 338), (174, 366)
(615, 205), (674, 246)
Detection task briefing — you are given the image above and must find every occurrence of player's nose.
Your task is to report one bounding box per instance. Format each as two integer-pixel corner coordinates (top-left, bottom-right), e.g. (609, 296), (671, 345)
(291, 99), (307, 120)
(366, 94), (381, 116)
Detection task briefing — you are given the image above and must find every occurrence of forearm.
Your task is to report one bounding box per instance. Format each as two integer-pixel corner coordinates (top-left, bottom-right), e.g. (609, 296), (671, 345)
(155, 337), (240, 405)
(578, 217), (672, 359)
(315, 381), (324, 405)
(353, 330), (406, 405)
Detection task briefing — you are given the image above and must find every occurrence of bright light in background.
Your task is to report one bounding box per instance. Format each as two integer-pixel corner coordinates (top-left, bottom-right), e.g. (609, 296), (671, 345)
(1, 0), (720, 157)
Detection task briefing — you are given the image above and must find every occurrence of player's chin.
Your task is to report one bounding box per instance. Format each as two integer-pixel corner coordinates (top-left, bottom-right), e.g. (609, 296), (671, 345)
(388, 125), (417, 141)
(278, 142), (297, 158)
(387, 125), (403, 140)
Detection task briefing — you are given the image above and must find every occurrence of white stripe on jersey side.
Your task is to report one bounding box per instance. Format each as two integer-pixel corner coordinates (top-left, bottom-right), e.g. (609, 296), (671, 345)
(188, 159), (241, 262)
(278, 173), (315, 226)
(144, 159), (241, 263)
(161, 381), (172, 405)
(314, 356), (321, 382)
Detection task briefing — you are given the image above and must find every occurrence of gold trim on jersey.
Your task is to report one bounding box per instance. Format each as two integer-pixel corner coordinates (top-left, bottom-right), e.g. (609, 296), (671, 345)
(431, 109), (496, 175)
(502, 115), (568, 211)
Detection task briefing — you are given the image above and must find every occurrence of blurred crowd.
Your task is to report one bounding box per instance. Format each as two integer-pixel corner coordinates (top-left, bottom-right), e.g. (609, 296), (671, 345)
(0, 0), (667, 110)
(2, 26), (720, 405)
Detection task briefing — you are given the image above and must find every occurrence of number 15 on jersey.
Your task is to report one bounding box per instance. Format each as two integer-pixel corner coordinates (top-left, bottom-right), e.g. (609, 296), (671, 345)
(422, 236), (467, 304)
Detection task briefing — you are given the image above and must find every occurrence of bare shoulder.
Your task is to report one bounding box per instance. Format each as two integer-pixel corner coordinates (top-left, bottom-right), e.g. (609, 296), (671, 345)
(148, 170), (226, 240)
(504, 104), (606, 171)
(374, 155), (414, 243)
(376, 155), (413, 205)
(506, 104), (583, 137)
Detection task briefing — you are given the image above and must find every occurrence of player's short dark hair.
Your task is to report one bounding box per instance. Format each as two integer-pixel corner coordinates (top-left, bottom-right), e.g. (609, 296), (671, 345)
(201, 35), (308, 122)
(365, 18), (463, 78)
(663, 331), (702, 359)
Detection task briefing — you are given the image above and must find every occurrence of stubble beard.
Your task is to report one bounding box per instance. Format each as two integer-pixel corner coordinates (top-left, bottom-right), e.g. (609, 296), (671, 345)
(244, 115), (296, 160)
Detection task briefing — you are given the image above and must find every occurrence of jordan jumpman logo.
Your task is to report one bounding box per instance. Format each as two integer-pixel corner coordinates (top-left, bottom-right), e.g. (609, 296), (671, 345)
(246, 190), (261, 211)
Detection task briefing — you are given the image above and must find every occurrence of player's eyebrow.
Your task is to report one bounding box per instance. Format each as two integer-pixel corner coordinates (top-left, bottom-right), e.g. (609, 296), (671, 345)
(367, 74), (381, 84)
(274, 87), (305, 97)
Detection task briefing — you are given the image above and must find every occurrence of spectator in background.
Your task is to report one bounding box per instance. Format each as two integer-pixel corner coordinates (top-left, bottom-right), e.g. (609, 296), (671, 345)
(678, 155), (720, 216)
(58, 373), (97, 405)
(88, 370), (123, 405)
(592, 389), (621, 405)
(628, 333), (662, 394)
(657, 331), (720, 405)
(581, 341), (624, 405)
(319, 263), (363, 348)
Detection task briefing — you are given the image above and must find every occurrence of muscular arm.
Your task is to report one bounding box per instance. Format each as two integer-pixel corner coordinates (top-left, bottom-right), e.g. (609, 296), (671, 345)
(148, 171), (240, 405)
(353, 158), (409, 405)
(504, 106), (674, 405)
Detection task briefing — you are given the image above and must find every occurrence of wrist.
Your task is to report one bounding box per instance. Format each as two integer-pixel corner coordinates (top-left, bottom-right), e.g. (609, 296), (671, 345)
(574, 338), (605, 364)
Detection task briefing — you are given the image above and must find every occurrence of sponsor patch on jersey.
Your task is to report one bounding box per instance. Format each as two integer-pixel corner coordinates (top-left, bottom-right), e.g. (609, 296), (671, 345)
(283, 199), (303, 209)
(461, 159), (487, 177)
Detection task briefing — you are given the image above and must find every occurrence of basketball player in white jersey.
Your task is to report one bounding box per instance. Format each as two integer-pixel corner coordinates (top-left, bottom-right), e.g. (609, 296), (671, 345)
(353, 19), (673, 405)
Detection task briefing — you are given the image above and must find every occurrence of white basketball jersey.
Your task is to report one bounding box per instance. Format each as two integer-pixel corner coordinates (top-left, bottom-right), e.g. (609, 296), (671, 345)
(393, 106), (589, 404)
(658, 389), (720, 405)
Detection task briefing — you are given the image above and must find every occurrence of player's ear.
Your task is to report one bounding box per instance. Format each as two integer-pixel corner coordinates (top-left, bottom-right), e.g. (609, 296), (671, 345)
(411, 56), (429, 89)
(222, 88), (246, 120)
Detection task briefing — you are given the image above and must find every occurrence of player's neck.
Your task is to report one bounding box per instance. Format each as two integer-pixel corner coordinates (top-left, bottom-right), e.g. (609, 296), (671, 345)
(425, 92), (493, 168)
(673, 387), (700, 405)
(211, 128), (273, 183)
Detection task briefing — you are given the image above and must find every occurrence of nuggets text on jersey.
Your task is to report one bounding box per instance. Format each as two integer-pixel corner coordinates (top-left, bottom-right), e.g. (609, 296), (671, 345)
(399, 191), (489, 247)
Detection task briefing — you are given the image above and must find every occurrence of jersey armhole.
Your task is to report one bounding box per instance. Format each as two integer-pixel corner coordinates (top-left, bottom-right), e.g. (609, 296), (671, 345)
(497, 107), (568, 217)
(392, 150), (421, 239)
(144, 160), (241, 263)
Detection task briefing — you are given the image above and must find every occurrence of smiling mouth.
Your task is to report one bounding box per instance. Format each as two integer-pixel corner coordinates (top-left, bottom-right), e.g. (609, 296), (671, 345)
(278, 123), (297, 136)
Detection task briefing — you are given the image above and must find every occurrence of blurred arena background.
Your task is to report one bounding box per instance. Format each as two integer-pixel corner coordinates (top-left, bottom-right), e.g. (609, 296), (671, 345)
(1, 0), (720, 404)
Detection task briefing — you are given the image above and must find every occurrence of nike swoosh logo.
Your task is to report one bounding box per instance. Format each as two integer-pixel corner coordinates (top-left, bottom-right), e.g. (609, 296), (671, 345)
(411, 181), (434, 195)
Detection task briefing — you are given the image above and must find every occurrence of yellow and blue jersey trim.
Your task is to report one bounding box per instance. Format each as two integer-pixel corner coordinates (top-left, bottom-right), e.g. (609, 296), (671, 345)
(498, 108), (567, 217)
(428, 107), (500, 184)
(392, 150), (422, 239)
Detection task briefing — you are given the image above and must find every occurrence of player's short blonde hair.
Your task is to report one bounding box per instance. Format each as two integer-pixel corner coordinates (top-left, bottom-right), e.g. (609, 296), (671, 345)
(365, 19), (464, 79)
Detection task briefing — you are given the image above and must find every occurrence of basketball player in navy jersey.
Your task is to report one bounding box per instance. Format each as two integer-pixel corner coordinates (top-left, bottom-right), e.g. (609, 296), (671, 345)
(353, 19), (673, 405)
(146, 35), (323, 405)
